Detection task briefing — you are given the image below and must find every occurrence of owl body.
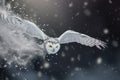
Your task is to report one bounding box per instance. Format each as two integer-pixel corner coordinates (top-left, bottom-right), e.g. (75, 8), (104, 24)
(0, 5), (107, 65)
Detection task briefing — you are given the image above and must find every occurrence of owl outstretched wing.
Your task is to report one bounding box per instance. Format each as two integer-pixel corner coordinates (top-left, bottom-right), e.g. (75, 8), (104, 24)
(58, 30), (107, 49)
(0, 6), (48, 40)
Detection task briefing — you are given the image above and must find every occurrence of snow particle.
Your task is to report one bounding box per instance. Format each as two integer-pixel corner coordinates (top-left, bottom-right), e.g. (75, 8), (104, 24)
(61, 52), (66, 57)
(51, 76), (56, 80)
(75, 12), (80, 16)
(112, 40), (119, 47)
(38, 71), (42, 77)
(108, 0), (112, 4)
(67, 65), (71, 69)
(65, 46), (69, 51)
(16, 72), (20, 76)
(75, 67), (80, 71)
(84, 9), (91, 16)
(70, 57), (75, 62)
(97, 57), (102, 64)
(4, 64), (7, 68)
(69, 2), (73, 8)
(43, 62), (50, 69)
(15, 64), (18, 68)
(70, 73), (75, 76)
(54, 2), (58, 6)
(40, 66), (44, 69)
(5, 77), (9, 80)
(12, 73), (16, 77)
(77, 55), (80, 61)
(103, 28), (109, 34)
(84, 2), (88, 6)
(54, 14), (58, 18)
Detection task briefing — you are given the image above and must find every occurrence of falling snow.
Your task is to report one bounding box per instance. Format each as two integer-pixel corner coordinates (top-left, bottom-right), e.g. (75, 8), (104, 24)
(84, 2), (88, 6)
(103, 28), (109, 34)
(43, 62), (50, 69)
(108, 0), (112, 4)
(84, 9), (91, 16)
(0, 0), (119, 80)
(69, 2), (73, 8)
(97, 57), (102, 64)
(112, 40), (119, 47)
(38, 71), (42, 77)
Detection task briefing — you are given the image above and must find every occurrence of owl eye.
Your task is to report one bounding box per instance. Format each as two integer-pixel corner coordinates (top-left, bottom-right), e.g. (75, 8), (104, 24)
(49, 45), (52, 48)
(56, 46), (58, 48)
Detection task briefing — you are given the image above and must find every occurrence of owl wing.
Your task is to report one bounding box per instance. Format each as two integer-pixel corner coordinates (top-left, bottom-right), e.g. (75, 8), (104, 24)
(23, 20), (49, 40)
(57, 30), (107, 49)
(0, 7), (48, 40)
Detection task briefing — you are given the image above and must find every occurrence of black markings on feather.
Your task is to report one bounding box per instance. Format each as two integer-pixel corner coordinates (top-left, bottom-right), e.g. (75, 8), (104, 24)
(34, 37), (44, 45)
(0, 36), (3, 42)
(15, 17), (23, 24)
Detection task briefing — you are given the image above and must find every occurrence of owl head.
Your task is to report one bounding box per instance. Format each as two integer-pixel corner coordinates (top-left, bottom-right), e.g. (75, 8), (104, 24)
(44, 38), (60, 54)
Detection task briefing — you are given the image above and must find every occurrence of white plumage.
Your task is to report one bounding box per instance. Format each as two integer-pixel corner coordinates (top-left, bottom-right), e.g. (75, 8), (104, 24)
(0, 4), (107, 65)
(0, 6), (107, 53)
(58, 30), (106, 49)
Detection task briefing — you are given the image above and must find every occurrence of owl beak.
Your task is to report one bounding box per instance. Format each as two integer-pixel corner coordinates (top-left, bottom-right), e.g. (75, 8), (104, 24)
(52, 49), (55, 52)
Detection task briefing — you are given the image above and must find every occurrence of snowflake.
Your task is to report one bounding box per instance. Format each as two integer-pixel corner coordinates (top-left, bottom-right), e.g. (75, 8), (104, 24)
(65, 46), (69, 51)
(12, 73), (16, 77)
(84, 2), (88, 6)
(75, 12), (80, 16)
(38, 71), (42, 77)
(75, 67), (80, 71)
(96, 57), (102, 64)
(108, 0), (112, 4)
(70, 72), (75, 76)
(61, 52), (66, 57)
(70, 57), (75, 62)
(77, 55), (80, 61)
(103, 28), (109, 34)
(43, 62), (50, 69)
(5, 77), (9, 80)
(112, 40), (119, 47)
(54, 14), (58, 18)
(51, 76), (56, 80)
(15, 64), (18, 68)
(69, 2), (73, 8)
(84, 9), (91, 16)
(4, 64), (7, 68)
(16, 72), (20, 76)
(54, 2), (58, 6)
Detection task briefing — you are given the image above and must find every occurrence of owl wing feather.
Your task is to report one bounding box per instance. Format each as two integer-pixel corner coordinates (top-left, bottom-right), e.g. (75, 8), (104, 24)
(0, 7), (48, 40)
(58, 30), (107, 49)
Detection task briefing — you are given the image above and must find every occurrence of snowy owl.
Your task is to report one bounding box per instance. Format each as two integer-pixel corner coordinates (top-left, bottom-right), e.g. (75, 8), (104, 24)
(43, 30), (106, 54)
(0, 3), (107, 65)
(0, 7), (106, 55)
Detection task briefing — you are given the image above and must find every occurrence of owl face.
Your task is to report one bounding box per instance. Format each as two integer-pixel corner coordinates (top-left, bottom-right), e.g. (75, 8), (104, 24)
(45, 38), (60, 54)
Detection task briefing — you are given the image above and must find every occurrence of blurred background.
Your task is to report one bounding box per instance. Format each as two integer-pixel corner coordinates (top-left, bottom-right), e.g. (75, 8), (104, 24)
(0, 0), (120, 80)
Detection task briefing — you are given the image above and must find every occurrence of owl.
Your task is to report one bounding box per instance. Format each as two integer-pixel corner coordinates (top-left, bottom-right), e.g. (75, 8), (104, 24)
(41, 30), (106, 54)
(0, 4), (107, 65)
(15, 19), (107, 55)
(0, 8), (107, 55)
